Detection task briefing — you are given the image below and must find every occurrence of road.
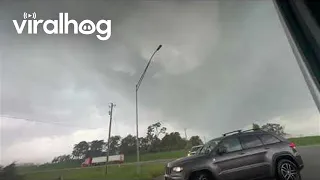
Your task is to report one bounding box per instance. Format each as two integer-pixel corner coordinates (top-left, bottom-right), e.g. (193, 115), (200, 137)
(154, 146), (320, 180)
(298, 146), (320, 180)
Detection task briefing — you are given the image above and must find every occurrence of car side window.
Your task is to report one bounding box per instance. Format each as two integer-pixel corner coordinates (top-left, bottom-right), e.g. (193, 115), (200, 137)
(259, 134), (281, 145)
(219, 137), (242, 153)
(239, 135), (263, 149)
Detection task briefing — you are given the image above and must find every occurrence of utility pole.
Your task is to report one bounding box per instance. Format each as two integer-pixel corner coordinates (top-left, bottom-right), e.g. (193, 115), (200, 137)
(203, 136), (206, 143)
(184, 128), (188, 140)
(105, 102), (115, 175)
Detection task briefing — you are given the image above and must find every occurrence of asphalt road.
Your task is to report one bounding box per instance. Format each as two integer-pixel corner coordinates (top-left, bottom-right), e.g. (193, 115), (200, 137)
(298, 146), (320, 180)
(155, 146), (320, 180)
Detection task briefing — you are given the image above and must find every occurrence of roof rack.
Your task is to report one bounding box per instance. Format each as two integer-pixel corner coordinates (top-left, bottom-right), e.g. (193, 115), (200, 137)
(222, 128), (261, 137)
(223, 130), (242, 136)
(241, 128), (260, 133)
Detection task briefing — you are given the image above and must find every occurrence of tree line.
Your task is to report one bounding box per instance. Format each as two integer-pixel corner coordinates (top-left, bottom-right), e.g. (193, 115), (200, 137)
(52, 122), (203, 163)
(52, 122), (285, 163)
(0, 164), (24, 180)
(252, 123), (286, 136)
(0, 121), (286, 180)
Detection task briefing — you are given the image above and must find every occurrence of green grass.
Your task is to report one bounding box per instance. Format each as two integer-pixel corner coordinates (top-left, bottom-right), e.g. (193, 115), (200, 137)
(125, 150), (186, 163)
(23, 163), (166, 180)
(17, 161), (82, 174)
(18, 150), (186, 174)
(289, 136), (320, 146)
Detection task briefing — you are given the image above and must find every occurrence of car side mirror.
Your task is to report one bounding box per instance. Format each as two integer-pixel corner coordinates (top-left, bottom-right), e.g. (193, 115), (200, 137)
(217, 146), (227, 155)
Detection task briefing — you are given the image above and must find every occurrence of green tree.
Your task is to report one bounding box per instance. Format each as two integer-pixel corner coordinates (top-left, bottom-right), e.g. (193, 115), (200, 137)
(139, 137), (149, 153)
(189, 136), (203, 146)
(52, 155), (72, 163)
(108, 136), (121, 155)
(261, 123), (286, 136)
(0, 163), (24, 180)
(146, 122), (167, 152)
(252, 123), (260, 130)
(149, 137), (161, 152)
(72, 141), (89, 159)
(52, 157), (58, 163)
(119, 134), (136, 155)
(61, 155), (71, 162)
(160, 132), (186, 151)
(88, 140), (105, 157)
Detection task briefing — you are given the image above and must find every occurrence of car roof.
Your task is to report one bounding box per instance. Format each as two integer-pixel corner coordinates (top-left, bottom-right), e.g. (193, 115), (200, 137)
(225, 129), (286, 139)
(217, 130), (267, 140)
(206, 130), (285, 144)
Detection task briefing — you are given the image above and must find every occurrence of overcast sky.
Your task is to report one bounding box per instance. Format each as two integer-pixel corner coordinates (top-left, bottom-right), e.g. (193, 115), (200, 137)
(0, 0), (319, 165)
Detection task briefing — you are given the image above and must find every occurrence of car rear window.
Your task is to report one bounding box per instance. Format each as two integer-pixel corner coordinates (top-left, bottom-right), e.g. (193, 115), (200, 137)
(239, 135), (263, 149)
(259, 134), (281, 145)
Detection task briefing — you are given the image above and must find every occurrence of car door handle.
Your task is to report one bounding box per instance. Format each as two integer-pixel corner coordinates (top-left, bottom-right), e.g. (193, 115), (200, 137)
(239, 152), (246, 155)
(265, 147), (270, 149)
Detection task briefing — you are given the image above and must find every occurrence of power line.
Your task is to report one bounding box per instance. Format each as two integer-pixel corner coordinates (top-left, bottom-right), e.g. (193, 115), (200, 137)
(0, 115), (105, 130)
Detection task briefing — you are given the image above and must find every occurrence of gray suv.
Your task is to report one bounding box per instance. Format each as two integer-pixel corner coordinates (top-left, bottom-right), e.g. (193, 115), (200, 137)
(165, 129), (304, 180)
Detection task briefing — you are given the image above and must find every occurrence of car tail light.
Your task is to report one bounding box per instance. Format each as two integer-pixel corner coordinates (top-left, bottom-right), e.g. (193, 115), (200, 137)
(289, 142), (296, 149)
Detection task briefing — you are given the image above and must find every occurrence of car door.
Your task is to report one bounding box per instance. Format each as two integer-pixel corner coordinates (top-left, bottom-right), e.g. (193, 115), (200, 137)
(214, 136), (248, 180)
(238, 134), (270, 179)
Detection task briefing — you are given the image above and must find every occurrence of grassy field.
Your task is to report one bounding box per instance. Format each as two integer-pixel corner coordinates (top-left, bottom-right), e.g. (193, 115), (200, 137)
(23, 163), (166, 180)
(289, 136), (320, 146)
(17, 161), (82, 174)
(125, 150), (186, 163)
(18, 150), (186, 174)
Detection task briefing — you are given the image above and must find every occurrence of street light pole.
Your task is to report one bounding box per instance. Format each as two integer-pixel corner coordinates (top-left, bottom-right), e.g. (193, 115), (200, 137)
(135, 84), (139, 173)
(135, 45), (162, 174)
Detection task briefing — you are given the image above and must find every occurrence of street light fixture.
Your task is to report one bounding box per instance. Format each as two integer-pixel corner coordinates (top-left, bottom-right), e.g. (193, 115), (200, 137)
(135, 45), (162, 174)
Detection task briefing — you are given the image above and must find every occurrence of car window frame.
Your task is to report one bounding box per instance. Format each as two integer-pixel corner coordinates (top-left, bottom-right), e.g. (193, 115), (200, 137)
(258, 133), (281, 146)
(238, 134), (264, 150)
(191, 145), (203, 152)
(198, 138), (222, 155)
(215, 136), (243, 154)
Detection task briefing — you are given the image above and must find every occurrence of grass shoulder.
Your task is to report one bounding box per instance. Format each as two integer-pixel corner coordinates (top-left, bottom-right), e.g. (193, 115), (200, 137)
(289, 136), (320, 146)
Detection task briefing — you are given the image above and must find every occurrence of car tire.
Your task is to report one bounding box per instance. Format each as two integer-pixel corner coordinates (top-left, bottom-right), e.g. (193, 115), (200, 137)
(191, 172), (212, 180)
(276, 159), (301, 180)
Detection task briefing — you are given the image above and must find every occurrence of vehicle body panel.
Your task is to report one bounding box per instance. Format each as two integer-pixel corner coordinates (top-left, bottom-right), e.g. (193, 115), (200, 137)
(164, 130), (304, 180)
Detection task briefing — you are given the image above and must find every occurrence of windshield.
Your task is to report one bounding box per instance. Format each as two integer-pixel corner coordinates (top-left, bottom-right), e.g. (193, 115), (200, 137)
(198, 139), (221, 155)
(190, 146), (202, 152)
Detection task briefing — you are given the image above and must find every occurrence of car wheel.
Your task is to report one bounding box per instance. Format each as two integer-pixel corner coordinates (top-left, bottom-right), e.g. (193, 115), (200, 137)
(277, 159), (301, 180)
(192, 172), (212, 180)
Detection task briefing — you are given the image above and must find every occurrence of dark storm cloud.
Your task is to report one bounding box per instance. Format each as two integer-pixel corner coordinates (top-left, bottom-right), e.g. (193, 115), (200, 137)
(80, 1), (317, 134)
(0, 0), (318, 160)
